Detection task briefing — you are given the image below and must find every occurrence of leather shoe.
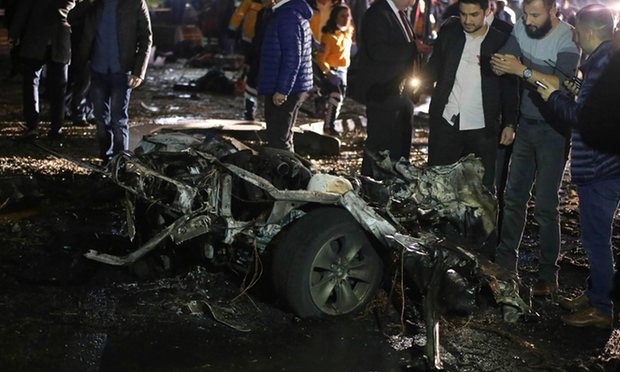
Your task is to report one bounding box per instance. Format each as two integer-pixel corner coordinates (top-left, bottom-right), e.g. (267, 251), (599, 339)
(559, 293), (589, 311)
(72, 118), (89, 127)
(21, 128), (39, 139)
(562, 306), (612, 328)
(531, 280), (557, 296)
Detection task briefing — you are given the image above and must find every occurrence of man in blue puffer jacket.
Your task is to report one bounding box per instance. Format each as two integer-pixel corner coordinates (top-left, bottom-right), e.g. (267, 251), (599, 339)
(258, 0), (313, 151)
(537, 4), (620, 329)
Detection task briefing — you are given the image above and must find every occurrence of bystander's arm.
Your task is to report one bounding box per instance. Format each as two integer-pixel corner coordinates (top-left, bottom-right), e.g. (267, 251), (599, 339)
(498, 70), (519, 145)
(133, 0), (153, 82)
(274, 17), (303, 97)
(420, 27), (444, 93)
(315, 36), (332, 76)
(490, 53), (561, 89)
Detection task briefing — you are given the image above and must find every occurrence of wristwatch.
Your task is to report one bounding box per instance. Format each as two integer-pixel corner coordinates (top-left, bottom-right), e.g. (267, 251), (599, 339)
(522, 67), (532, 80)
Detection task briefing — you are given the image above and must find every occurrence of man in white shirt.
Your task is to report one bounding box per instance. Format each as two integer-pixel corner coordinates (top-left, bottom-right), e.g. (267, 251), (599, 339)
(425, 0), (518, 191)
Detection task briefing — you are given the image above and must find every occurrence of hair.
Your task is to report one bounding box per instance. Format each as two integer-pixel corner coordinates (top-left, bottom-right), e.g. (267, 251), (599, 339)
(321, 4), (353, 35)
(522, 0), (556, 9)
(458, 0), (489, 10)
(576, 4), (614, 40)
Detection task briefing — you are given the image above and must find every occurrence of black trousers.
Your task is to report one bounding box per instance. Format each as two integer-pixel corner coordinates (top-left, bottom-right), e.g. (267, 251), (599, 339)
(361, 94), (414, 175)
(22, 54), (68, 134)
(428, 117), (497, 191)
(264, 92), (308, 151)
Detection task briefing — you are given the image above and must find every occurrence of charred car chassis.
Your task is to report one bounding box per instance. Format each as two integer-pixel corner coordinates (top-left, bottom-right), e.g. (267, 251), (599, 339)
(82, 132), (528, 369)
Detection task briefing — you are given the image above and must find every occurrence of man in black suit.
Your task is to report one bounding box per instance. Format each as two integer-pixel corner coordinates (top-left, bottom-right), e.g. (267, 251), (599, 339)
(355, 0), (419, 176)
(424, 0), (518, 191)
(9, 0), (76, 141)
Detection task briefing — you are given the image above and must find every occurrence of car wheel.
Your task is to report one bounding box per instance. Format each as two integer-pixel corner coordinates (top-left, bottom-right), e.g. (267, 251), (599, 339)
(271, 207), (383, 318)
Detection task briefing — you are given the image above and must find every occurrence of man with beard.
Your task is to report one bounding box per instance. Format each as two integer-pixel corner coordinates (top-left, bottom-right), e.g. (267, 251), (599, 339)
(490, 0), (579, 296)
(425, 0), (518, 192)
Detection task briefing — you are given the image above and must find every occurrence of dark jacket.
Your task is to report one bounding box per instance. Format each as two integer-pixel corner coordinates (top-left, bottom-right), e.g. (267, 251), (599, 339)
(257, 0), (313, 95)
(78, 0), (152, 80)
(547, 41), (620, 184)
(9, 0), (76, 64)
(425, 18), (519, 135)
(577, 50), (620, 155)
(349, 0), (418, 104)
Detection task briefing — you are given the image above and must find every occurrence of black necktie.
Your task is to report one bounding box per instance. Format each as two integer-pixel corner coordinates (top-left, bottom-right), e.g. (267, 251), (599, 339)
(398, 10), (414, 42)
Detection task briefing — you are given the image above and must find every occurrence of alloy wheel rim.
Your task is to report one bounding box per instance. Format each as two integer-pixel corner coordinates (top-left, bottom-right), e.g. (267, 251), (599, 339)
(309, 233), (378, 315)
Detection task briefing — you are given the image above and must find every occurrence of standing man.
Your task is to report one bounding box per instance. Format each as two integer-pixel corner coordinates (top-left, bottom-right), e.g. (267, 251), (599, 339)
(536, 4), (620, 328)
(78, 0), (152, 162)
(257, 0), (313, 152)
(9, 0), (76, 141)
(355, 0), (419, 176)
(490, 0), (580, 295)
(425, 0), (518, 192)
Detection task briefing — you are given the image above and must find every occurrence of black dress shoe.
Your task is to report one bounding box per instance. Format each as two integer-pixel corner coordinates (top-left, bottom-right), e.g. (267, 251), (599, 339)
(72, 118), (89, 127)
(21, 127), (39, 139)
(47, 131), (64, 147)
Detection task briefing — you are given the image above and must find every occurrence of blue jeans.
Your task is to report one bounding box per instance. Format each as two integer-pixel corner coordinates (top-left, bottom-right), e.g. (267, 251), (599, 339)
(90, 71), (132, 159)
(577, 178), (620, 315)
(495, 118), (568, 283)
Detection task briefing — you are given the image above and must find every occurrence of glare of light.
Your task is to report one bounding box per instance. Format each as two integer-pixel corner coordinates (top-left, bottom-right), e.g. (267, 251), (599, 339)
(409, 77), (421, 89)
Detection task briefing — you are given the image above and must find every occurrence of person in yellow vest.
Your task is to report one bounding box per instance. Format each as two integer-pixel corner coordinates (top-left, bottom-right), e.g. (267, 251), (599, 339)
(309, 0), (340, 46)
(228, 0), (263, 43)
(315, 3), (353, 135)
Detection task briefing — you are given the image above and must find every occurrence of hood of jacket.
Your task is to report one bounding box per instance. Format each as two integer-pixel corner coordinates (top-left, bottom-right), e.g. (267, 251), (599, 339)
(276, 0), (313, 20)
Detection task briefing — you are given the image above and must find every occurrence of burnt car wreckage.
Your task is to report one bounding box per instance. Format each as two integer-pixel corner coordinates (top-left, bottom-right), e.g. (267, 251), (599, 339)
(64, 131), (528, 369)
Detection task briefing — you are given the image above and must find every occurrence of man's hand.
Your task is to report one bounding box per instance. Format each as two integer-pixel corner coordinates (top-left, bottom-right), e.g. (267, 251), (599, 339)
(128, 75), (143, 89)
(536, 77), (560, 101)
(415, 40), (432, 54)
(563, 79), (580, 96)
(491, 54), (524, 76)
(499, 126), (515, 146)
(273, 92), (287, 106)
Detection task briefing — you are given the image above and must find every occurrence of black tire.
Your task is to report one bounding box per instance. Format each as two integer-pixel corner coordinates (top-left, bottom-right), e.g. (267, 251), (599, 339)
(271, 207), (383, 318)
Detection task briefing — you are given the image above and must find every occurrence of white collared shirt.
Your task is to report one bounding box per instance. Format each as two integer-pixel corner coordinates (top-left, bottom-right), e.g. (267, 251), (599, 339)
(387, 0), (412, 42)
(442, 26), (489, 130)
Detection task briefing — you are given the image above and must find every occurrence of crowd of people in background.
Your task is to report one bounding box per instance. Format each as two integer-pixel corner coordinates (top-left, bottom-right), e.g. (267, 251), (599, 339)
(2, 0), (620, 330)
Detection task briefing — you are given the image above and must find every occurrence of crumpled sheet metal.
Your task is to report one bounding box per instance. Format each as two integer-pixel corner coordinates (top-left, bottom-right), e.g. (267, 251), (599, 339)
(375, 152), (498, 237)
(479, 260), (531, 321)
(136, 132), (203, 154)
(494, 278), (531, 322)
(109, 153), (199, 215)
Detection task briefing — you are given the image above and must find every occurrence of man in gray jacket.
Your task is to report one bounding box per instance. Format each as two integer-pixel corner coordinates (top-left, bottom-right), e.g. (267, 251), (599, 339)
(9, 0), (76, 141)
(78, 0), (152, 161)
